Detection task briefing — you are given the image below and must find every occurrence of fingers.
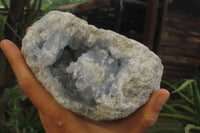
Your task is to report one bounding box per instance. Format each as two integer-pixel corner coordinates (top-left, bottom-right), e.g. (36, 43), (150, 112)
(136, 89), (170, 131)
(0, 39), (62, 114)
(26, 27), (30, 33)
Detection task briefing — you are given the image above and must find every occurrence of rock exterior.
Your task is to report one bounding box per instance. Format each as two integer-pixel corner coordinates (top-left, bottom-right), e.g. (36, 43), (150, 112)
(22, 11), (163, 120)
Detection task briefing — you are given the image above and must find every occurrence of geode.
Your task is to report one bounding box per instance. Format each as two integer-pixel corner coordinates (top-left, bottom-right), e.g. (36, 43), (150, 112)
(22, 11), (163, 120)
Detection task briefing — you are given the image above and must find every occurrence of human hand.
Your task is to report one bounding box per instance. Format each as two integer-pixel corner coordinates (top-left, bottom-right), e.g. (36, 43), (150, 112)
(0, 39), (170, 133)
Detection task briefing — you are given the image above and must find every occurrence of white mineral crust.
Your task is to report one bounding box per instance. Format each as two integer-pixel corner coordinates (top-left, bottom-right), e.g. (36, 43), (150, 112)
(22, 11), (163, 120)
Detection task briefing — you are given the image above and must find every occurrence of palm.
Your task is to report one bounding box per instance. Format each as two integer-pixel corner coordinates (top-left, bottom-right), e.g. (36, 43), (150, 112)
(39, 103), (146, 133)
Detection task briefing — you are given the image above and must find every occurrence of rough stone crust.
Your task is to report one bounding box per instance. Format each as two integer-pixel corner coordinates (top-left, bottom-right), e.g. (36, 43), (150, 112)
(22, 11), (163, 121)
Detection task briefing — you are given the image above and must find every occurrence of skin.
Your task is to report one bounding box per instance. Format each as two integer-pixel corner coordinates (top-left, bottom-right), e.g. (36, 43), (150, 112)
(0, 39), (170, 133)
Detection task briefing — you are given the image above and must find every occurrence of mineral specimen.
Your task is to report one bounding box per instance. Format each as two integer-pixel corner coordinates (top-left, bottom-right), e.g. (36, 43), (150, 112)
(22, 11), (163, 120)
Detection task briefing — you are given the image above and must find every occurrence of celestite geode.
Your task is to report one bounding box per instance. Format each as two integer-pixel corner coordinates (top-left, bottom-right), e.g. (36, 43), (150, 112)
(22, 11), (163, 120)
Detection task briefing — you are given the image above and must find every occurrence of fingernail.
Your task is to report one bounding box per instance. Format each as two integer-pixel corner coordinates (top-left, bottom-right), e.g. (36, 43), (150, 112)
(0, 41), (4, 51)
(156, 94), (169, 110)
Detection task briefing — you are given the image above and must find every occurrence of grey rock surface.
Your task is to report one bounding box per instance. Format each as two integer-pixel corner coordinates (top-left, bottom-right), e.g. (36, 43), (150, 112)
(22, 11), (163, 120)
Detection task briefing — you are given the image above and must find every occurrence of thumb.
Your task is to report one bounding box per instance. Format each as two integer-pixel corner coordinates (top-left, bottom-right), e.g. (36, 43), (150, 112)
(134, 89), (170, 132)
